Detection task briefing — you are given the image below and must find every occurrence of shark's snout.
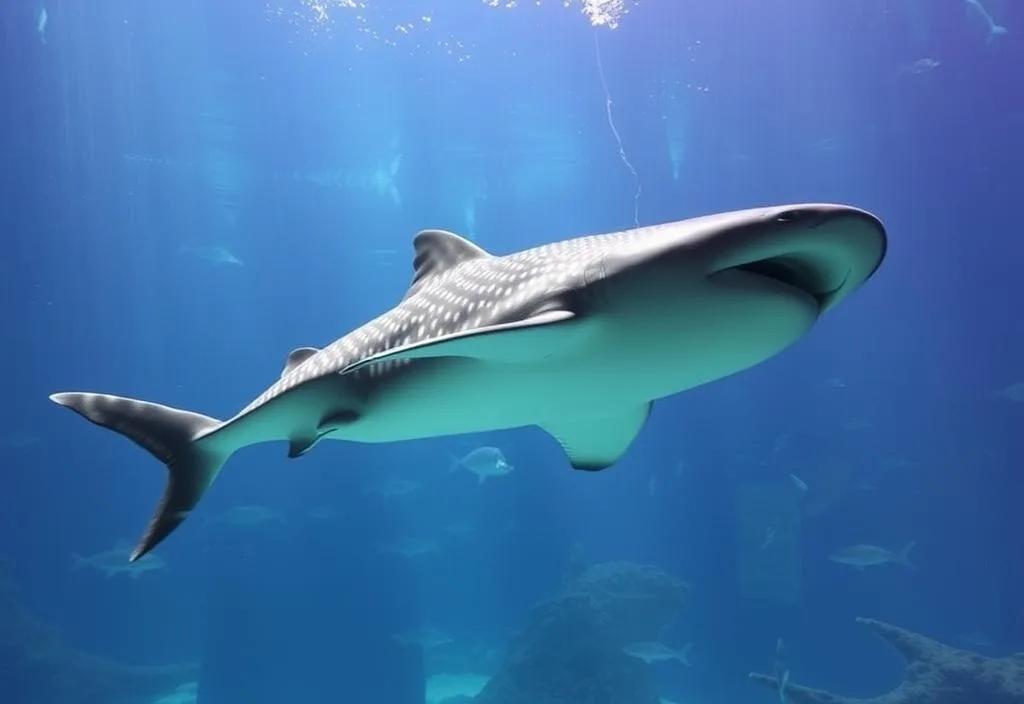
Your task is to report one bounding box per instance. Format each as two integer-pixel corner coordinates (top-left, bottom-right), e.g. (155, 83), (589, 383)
(710, 206), (886, 313)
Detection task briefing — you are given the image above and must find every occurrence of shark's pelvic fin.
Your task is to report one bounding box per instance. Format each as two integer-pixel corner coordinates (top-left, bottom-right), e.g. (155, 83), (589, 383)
(287, 408), (360, 459)
(341, 309), (583, 374)
(541, 403), (652, 470)
(281, 346), (320, 377)
(405, 229), (492, 297)
(48, 392), (227, 561)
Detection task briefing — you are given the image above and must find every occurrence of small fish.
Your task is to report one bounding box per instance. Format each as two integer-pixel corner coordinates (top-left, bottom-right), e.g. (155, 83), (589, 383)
(789, 474), (808, 492)
(965, 0), (1008, 44)
(393, 628), (453, 649)
(994, 382), (1024, 403)
(623, 641), (692, 666)
(900, 58), (939, 75)
(305, 505), (342, 521)
(207, 505), (285, 526)
(0, 432), (40, 449)
(829, 541), (915, 570)
(443, 521), (475, 538)
(180, 245), (243, 266)
(365, 478), (419, 499)
(760, 526), (777, 551)
(36, 7), (48, 44)
(378, 537), (441, 558)
(843, 417), (872, 431)
(72, 540), (166, 578)
(450, 446), (514, 484)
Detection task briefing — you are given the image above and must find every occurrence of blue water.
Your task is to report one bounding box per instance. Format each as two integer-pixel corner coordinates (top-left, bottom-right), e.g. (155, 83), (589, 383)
(1, 1), (1022, 703)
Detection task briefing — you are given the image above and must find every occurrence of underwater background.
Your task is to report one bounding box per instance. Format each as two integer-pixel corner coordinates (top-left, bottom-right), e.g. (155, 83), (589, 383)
(1, 0), (1023, 703)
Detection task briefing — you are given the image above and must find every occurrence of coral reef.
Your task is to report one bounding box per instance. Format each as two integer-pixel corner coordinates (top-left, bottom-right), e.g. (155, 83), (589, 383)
(475, 560), (689, 704)
(0, 568), (196, 703)
(750, 617), (1024, 704)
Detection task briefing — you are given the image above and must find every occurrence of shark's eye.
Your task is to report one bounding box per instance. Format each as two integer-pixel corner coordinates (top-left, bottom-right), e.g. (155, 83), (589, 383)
(774, 209), (813, 224)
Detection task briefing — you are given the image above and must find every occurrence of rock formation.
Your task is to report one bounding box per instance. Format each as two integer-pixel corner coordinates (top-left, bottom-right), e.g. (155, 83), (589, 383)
(750, 617), (1024, 704)
(475, 560), (689, 704)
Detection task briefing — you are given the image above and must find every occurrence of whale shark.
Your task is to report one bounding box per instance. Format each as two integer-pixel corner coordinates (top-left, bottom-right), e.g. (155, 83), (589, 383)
(50, 203), (886, 561)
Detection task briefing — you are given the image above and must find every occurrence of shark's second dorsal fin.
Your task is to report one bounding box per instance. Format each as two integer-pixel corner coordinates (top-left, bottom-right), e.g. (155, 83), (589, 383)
(406, 230), (491, 297)
(281, 347), (320, 377)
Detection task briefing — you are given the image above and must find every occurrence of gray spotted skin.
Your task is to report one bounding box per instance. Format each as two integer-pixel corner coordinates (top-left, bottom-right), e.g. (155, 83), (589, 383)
(235, 226), (646, 420)
(48, 203), (888, 561)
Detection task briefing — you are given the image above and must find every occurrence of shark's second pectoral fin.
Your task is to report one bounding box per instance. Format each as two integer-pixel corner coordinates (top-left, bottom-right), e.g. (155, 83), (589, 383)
(340, 309), (585, 374)
(541, 403), (652, 470)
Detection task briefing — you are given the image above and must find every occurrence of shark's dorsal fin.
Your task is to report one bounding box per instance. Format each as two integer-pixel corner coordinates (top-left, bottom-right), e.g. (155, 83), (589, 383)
(281, 347), (320, 378)
(406, 230), (491, 297)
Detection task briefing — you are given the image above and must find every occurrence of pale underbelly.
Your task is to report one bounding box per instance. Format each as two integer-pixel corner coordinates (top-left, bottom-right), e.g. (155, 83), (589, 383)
(336, 358), (643, 443)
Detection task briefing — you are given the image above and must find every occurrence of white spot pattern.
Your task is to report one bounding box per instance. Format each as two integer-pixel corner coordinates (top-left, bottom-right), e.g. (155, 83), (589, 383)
(236, 222), (680, 417)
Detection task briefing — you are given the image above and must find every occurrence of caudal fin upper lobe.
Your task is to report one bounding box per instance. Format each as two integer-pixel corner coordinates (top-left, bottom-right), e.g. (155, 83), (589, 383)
(50, 391), (226, 561)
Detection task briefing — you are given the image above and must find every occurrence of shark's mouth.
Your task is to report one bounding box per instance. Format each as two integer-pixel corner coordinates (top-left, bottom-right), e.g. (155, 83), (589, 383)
(731, 254), (847, 310)
(714, 209), (886, 312)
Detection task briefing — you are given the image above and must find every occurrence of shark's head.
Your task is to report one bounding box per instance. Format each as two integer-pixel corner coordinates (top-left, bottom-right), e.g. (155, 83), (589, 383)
(582, 203), (886, 394)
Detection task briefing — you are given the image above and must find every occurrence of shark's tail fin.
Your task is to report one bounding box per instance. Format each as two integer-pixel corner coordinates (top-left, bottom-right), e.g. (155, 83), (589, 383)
(894, 540), (916, 569)
(49, 392), (227, 561)
(676, 642), (694, 666)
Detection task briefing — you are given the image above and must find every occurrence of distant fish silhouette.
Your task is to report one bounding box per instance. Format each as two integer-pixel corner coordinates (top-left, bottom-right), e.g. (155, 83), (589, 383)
(72, 539), (167, 578)
(450, 446), (513, 484)
(206, 505), (285, 527)
(36, 7), (47, 44)
(830, 541), (915, 570)
(180, 245), (243, 266)
(623, 641), (693, 666)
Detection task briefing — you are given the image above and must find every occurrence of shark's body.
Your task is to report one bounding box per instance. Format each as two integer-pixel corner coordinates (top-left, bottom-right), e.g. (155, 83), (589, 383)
(51, 204), (887, 560)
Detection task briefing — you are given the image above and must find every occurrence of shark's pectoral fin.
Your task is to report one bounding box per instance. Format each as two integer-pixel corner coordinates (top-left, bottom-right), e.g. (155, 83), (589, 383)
(281, 347), (320, 377)
(541, 403), (652, 470)
(287, 434), (322, 459)
(340, 309), (584, 374)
